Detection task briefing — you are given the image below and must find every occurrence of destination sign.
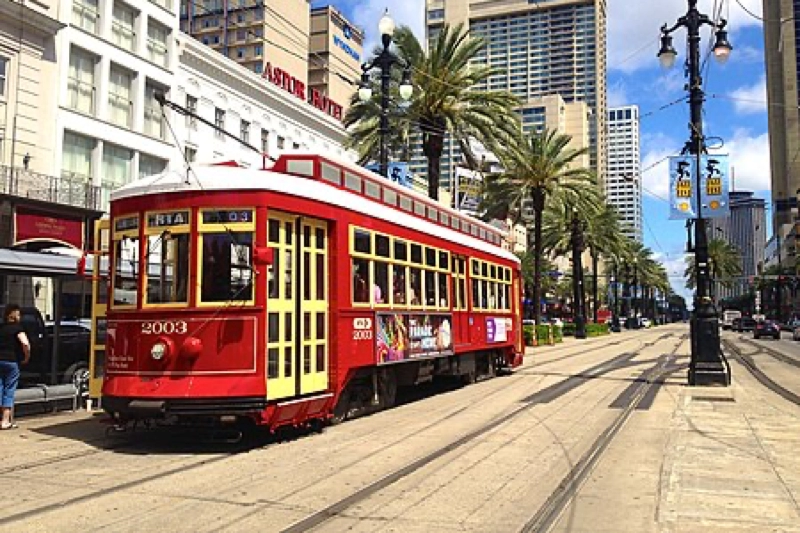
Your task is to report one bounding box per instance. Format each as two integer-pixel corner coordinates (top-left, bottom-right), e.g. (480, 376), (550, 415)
(114, 216), (139, 232)
(202, 210), (253, 224)
(148, 211), (190, 227)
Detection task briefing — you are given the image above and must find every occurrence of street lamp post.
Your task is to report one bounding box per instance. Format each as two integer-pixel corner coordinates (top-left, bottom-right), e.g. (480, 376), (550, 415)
(358, 10), (413, 178)
(659, 0), (732, 386)
(571, 209), (587, 339)
(632, 258), (639, 328)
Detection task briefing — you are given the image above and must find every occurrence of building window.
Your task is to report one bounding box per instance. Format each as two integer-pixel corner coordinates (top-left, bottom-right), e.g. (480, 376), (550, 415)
(261, 129), (269, 154)
(139, 154), (167, 179)
(255, 45), (262, 56)
(277, 136), (285, 149)
(101, 143), (133, 207)
(237, 48), (244, 58)
(67, 48), (97, 115)
(73, 0), (100, 34)
(0, 57), (6, 98)
(254, 63), (263, 74)
(144, 82), (165, 139)
(185, 146), (197, 163)
(149, 0), (172, 11)
(108, 66), (133, 128)
(186, 95), (198, 129)
(61, 131), (95, 180)
(214, 108), (225, 138)
(240, 120), (250, 143)
(112, 2), (136, 51)
(147, 21), (169, 67)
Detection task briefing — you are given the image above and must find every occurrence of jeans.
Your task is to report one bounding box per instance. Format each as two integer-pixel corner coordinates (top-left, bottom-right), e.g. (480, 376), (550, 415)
(0, 361), (20, 408)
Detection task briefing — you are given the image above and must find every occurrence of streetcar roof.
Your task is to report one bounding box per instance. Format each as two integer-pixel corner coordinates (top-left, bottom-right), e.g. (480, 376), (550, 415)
(111, 163), (520, 264)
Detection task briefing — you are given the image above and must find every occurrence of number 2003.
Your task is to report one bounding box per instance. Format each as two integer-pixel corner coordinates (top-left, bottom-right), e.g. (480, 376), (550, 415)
(141, 321), (188, 335)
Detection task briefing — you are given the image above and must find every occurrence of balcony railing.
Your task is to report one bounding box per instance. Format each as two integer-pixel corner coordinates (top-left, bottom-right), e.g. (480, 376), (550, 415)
(0, 166), (103, 211)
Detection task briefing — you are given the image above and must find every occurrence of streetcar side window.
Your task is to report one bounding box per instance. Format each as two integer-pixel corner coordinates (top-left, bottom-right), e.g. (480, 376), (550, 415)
(200, 232), (254, 302)
(469, 258), (512, 312)
(113, 236), (140, 307)
(384, 189), (398, 206)
(393, 265), (406, 304)
(399, 195), (412, 212)
(352, 258), (370, 303)
(145, 233), (190, 304)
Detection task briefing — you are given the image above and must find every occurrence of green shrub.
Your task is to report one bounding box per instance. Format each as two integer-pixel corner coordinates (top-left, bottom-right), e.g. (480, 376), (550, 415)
(586, 323), (610, 337)
(523, 325), (535, 346)
(562, 323), (576, 336)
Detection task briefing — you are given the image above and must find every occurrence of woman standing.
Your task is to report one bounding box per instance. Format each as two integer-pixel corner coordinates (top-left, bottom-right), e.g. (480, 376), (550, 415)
(0, 304), (30, 429)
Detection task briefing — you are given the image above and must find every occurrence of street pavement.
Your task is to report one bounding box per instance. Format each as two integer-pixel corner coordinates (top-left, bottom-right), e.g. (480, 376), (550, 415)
(0, 325), (798, 533)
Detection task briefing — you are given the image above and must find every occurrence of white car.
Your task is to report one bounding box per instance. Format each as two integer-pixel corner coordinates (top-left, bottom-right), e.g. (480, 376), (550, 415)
(640, 318), (652, 328)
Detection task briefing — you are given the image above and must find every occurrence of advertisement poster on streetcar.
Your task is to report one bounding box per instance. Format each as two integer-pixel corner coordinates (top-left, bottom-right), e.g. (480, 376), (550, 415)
(486, 317), (509, 343)
(376, 313), (453, 364)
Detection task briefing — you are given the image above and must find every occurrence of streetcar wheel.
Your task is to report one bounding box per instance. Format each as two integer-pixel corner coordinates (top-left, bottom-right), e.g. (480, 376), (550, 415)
(379, 370), (397, 409)
(331, 394), (350, 425)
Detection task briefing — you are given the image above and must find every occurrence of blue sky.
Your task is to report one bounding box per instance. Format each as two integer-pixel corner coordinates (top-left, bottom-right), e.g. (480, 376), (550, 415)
(313, 0), (768, 300)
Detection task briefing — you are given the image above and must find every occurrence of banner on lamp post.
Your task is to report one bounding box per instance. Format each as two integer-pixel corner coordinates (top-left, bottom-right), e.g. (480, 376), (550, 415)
(366, 162), (412, 188)
(669, 156), (696, 219)
(698, 154), (730, 219)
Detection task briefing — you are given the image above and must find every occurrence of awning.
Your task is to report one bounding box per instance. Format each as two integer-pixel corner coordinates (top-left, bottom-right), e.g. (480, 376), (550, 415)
(0, 248), (82, 277)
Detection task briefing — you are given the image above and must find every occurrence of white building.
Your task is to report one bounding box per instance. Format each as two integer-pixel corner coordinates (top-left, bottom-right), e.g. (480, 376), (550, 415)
(172, 35), (351, 170)
(607, 106), (642, 242)
(53, 0), (179, 210)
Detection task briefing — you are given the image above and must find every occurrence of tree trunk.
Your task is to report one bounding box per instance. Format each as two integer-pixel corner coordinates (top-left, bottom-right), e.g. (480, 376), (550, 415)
(532, 187), (546, 326)
(422, 118), (446, 201)
(591, 250), (599, 323)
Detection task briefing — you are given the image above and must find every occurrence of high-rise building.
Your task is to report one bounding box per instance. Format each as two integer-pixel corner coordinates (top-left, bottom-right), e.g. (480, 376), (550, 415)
(181, 0), (309, 82)
(309, 6), (363, 117)
(607, 105), (642, 242)
(180, 1), (357, 121)
(419, 0), (607, 192)
(763, 0), (800, 231)
(708, 191), (767, 300)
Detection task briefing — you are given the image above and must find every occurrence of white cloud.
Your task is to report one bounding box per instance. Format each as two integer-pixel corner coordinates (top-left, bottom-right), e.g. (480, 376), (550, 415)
(709, 128), (770, 191)
(640, 132), (683, 200)
(607, 80), (630, 108)
(729, 76), (767, 114)
(608, 0), (763, 73)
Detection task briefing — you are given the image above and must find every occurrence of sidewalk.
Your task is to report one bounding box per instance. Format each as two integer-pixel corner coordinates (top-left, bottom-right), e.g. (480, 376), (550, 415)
(551, 336), (800, 533)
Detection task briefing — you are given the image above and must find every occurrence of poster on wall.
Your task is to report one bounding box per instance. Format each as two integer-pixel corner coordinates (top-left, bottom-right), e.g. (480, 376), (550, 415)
(376, 313), (453, 364)
(486, 317), (508, 343)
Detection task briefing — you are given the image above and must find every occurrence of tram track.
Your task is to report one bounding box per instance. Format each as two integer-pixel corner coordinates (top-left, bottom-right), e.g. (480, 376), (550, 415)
(276, 331), (686, 533)
(722, 338), (800, 407)
(0, 330), (681, 531)
(735, 335), (800, 369)
(519, 335), (686, 533)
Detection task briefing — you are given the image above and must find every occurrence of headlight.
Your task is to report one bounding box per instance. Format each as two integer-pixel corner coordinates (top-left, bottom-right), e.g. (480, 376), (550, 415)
(151, 342), (167, 361)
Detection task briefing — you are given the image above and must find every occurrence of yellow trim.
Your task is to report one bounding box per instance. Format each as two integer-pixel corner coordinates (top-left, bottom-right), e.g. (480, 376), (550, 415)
(349, 225), (451, 310)
(89, 219), (110, 399)
(195, 208), (257, 308)
(469, 258), (513, 312)
(142, 209), (192, 307)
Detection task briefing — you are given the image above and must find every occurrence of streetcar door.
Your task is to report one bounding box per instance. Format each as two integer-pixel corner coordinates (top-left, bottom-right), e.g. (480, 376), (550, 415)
(89, 219), (110, 401)
(266, 212), (329, 400)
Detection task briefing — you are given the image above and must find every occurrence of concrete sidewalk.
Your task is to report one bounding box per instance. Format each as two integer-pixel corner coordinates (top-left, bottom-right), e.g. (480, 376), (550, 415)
(550, 337), (800, 533)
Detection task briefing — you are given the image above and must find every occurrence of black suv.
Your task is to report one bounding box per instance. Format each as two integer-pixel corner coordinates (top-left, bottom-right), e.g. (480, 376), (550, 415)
(0, 305), (92, 389)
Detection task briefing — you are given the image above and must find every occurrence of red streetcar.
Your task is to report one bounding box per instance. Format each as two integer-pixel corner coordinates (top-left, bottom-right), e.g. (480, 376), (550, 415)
(98, 153), (522, 430)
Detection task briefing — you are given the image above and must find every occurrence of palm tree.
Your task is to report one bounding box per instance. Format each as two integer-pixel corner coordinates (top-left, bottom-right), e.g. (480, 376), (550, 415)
(684, 238), (742, 296)
(344, 23), (521, 200)
(480, 129), (595, 325)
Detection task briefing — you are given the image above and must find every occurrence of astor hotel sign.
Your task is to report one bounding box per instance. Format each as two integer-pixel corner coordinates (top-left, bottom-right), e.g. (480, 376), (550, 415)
(262, 62), (344, 121)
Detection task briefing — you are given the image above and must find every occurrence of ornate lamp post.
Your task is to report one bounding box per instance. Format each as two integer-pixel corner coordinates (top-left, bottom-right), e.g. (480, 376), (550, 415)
(658, 0), (732, 386)
(358, 10), (413, 178)
(571, 208), (587, 339)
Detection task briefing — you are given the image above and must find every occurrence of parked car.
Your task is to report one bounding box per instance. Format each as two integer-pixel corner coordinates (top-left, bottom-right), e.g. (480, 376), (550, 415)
(734, 317), (756, 332)
(793, 326), (800, 341)
(754, 320), (781, 340)
(0, 305), (92, 391)
(640, 317), (652, 328)
(782, 318), (800, 332)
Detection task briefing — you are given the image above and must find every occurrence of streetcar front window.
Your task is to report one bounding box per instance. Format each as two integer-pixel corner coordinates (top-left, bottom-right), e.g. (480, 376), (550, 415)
(113, 236), (139, 306)
(146, 233), (190, 304)
(200, 232), (253, 302)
